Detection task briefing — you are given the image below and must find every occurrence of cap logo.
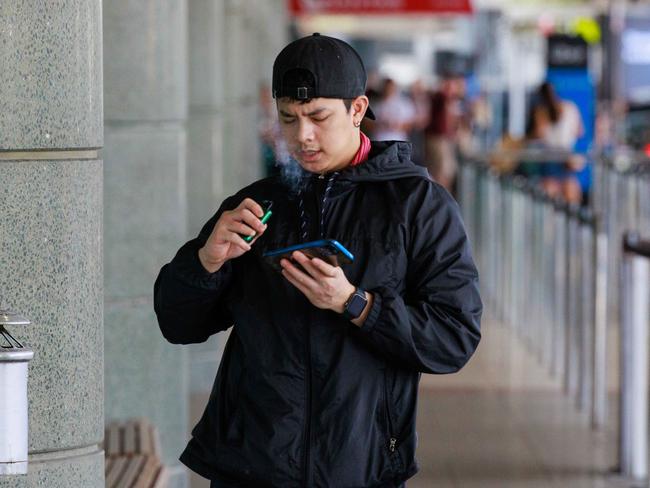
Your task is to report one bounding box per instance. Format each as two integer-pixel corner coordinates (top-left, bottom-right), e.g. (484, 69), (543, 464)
(297, 86), (309, 100)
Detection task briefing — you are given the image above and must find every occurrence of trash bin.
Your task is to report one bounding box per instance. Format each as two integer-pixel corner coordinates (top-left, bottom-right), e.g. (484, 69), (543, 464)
(0, 307), (34, 475)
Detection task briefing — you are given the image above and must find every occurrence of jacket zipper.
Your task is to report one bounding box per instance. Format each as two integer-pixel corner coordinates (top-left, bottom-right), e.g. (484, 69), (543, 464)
(302, 308), (313, 487)
(384, 371), (398, 454)
(303, 175), (325, 486)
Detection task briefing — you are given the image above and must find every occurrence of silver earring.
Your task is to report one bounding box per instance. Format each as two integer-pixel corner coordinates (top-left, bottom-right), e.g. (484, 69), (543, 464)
(354, 121), (361, 127)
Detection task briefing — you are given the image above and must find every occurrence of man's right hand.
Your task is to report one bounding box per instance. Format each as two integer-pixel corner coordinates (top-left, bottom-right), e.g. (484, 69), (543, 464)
(198, 198), (268, 273)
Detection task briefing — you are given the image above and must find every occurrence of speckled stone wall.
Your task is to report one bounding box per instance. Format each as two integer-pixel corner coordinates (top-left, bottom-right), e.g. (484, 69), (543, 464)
(0, 160), (103, 488)
(102, 1), (190, 487)
(0, 1), (104, 486)
(0, 1), (103, 150)
(1, 449), (104, 488)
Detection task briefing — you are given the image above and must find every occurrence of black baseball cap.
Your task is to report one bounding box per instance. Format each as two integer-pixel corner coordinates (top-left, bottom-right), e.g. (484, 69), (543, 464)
(272, 33), (375, 120)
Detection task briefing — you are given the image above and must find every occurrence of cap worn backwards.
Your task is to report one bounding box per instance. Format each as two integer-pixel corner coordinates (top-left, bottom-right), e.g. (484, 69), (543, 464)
(272, 33), (376, 120)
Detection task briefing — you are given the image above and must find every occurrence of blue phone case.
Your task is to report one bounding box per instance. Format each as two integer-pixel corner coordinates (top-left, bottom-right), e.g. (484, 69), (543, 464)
(263, 239), (354, 271)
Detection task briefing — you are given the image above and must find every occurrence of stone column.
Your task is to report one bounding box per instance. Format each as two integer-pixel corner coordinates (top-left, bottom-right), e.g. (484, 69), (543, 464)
(187, 0), (227, 238)
(185, 2), (288, 487)
(103, 2), (190, 487)
(0, 1), (104, 487)
(223, 0), (262, 190)
(185, 3), (228, 486)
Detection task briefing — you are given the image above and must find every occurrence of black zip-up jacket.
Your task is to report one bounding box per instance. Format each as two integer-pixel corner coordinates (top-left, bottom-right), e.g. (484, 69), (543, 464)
(154, 141), (482, 488)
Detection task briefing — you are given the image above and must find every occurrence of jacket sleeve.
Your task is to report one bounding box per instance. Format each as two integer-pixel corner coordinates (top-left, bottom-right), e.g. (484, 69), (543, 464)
(358, 183), (482, 374)
(153, 197), (237, 345)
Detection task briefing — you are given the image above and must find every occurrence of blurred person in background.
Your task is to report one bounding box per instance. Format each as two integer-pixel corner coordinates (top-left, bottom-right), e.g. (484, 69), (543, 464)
(489, 103), (548, 178)
(424, 76), (466, 193)
(407, 79), (431, 165)
(373, 78), (416, 142)
(515, 101), (556, 180)
(469, 92), (493, 153)
(532, 81), (585, 204)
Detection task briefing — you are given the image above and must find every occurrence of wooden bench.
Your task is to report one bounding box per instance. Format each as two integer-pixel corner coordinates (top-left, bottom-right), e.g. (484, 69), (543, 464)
(104, 418), (169, 488)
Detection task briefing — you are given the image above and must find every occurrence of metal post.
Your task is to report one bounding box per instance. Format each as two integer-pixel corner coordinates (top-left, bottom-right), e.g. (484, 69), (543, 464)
(512, 180), (526, 335)
(486, 172), (498, 312)
(496, 176), (506, 323)
(592, 219), (608, 429)
(542, 199), (555, 370)
(619, 233), (650, 479)
(578, 213), (594, 413)
(639, 174), (650, 235)
(493, 174), (505, 322)
(501, 177), (513, 327)
(592, 157), (604, 216)
(459, 161), (476, 245)
(522, 188), (534, 348)
(508, 183), (517, 329)
(565, 206), (582, 398)
(607, 168), (620, 325)
(478, 166), (489, 279)
(627, 171), (639, 232)
(553, 201), (568, 381)
(532, 189), (545, 361)
(458, 161), (469, 223)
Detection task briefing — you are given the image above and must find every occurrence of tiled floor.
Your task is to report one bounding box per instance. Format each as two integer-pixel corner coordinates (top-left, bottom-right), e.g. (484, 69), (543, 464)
(409, 320), (631, 488)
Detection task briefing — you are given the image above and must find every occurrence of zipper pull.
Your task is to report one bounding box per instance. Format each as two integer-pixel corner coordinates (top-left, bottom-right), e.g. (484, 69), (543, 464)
(389, 438), (397, 452)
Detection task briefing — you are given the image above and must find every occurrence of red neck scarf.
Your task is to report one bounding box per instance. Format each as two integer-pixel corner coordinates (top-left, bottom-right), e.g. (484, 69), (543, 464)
(350, 132), (371, 166)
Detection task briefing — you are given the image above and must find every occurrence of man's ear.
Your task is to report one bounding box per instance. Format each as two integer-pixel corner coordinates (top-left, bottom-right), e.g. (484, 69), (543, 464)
(351, 95), (369, 121)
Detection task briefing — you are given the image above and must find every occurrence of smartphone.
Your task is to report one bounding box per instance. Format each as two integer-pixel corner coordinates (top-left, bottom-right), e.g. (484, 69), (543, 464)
(242, 200), (273, 243)
(263, 239), (354, 272)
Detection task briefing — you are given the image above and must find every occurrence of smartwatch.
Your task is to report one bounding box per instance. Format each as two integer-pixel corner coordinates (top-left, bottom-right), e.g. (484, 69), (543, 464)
(343, 287), (368, 320)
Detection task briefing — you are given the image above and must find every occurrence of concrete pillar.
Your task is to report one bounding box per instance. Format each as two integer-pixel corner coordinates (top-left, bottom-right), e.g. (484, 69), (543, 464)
(187, 0), (227, 237)
(185, 3), (228, 486)
(185, 2), (288, 487)
(103, 2), (189, 487)
(0, 1), (104, 487)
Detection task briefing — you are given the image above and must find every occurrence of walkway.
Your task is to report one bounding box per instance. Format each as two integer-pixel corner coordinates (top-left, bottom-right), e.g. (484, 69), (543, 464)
(410, 319), (626, 488)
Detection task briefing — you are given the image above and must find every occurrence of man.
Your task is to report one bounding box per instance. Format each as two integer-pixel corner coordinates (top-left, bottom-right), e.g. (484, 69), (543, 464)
(154, 33), (482, 488)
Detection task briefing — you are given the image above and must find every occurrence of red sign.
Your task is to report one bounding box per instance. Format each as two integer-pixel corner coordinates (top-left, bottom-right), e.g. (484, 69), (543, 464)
(289, 0), (473, 15)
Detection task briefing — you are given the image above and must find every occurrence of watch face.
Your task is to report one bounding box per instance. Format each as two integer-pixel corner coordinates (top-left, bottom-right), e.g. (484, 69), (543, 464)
(347, 293), (367, 318)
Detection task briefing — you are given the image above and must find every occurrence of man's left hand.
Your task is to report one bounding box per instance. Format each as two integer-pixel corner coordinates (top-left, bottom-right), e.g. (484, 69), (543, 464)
(280, 251), (355, 314)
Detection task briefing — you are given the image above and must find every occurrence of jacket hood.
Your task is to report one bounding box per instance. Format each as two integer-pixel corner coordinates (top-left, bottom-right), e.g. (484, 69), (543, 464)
(338, 140), (429, 182)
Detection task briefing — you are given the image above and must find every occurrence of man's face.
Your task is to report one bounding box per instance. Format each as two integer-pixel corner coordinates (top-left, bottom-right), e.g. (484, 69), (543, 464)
(277, 97), (359, 174)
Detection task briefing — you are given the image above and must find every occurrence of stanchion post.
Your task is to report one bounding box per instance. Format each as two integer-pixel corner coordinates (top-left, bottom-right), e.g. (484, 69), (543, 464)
(552, 199), (568, 381)
(578, 210), (595, 414)
(618, 233), (650, 479)
(512, 179), (526, 335)
(592, 216), (608, 429)
(639, 174), (650, 235)
(565, 205), (582, 398)
(542, 198), (555, 370)
(607, 168), (620, 325)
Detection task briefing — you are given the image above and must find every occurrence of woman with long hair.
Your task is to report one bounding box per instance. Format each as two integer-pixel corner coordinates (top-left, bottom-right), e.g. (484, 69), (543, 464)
(534, 81), (585, 204)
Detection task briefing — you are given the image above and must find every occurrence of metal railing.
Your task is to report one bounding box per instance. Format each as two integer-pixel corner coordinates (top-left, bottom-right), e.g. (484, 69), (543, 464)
(459, 155), (650, 482)
(593, 159), (650, 325)
(458, 159), (609, 428)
